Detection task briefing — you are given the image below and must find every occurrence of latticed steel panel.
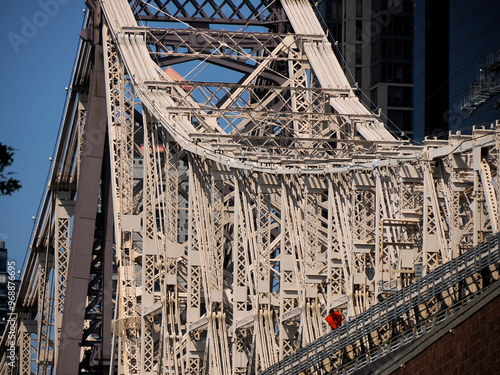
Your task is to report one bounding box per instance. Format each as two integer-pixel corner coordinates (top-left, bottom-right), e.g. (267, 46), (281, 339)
(129, 0), (282, 26)
(1, 1), (500, 375)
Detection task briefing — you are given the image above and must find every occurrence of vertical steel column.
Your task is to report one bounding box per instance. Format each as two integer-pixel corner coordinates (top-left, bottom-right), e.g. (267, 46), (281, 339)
(473, 145), (487, 246)
(299, 176), (324, 343)
(375, 169), (383, 297)
(423, 156), (448, 271)
(332, 174), (355, 316)
(232, 174), (250, 375)
(103, 23), (137, 375)
(288, 47), (311, 137)
(207, 164), (231, 375)
(57, 4), (107, 370)
(54, 192), (74, 366)
(142, 111), (157, 374)
(36, 245), (53, 374)
(447, 154), (464, 258)
(119, 231), (139, 375)
(326, 177), (346, 315)
(351, 172), (375, 313)
(18, 320), (35, 375)
(187, 155), (203, 375)
(101, 136), (114, 372)
(161, 137), (183, 375)
(279, 176), (298, 360)
(255, 174), (278, 369)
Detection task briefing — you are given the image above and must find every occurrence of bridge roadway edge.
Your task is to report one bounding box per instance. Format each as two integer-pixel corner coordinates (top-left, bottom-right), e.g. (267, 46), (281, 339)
(353, 280), (500, 375)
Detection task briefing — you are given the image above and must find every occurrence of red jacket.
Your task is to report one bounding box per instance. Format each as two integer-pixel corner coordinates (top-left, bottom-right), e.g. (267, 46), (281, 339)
(325, 310), (342, 329)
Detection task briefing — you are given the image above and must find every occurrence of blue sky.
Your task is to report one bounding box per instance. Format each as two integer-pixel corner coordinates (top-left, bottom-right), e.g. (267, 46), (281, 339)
(0, 1), (84, 269)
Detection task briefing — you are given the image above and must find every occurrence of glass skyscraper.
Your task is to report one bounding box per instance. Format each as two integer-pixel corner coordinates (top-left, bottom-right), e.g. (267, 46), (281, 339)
(413, 0), (500, 142)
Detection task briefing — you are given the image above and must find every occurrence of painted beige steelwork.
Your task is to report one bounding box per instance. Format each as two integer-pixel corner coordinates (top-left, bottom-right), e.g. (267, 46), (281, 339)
(1, 1), (500, 374)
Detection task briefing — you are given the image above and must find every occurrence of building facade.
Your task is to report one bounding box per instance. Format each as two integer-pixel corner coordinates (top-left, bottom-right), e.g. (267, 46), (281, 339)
(317, 0), (414, 138)
(0, 242), (9, 337)
(413, 0), (500, 141)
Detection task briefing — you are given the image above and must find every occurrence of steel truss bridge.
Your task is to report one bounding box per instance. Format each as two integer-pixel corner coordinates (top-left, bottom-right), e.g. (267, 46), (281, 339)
(1, 0), (500, 374)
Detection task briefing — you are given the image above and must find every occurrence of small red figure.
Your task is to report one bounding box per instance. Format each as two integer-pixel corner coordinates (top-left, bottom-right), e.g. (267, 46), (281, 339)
(325, 309), (343, 329)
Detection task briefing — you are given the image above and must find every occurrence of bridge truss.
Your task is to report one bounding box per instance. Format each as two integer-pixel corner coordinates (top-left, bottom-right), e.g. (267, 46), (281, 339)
(1, 0), (500, 374)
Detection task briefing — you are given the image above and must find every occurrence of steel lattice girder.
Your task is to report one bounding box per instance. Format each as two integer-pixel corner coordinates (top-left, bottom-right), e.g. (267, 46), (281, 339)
(1, 1), (500, 375)
(129, 0), (288, 27)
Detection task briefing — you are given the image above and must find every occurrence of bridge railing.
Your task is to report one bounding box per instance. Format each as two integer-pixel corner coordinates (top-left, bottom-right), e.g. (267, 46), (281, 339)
(329, 279), (498, 375)
(261, 233), (500, 375)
